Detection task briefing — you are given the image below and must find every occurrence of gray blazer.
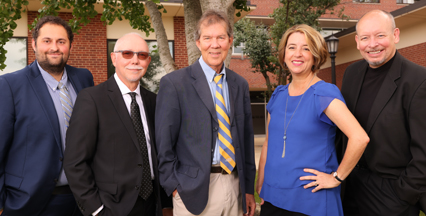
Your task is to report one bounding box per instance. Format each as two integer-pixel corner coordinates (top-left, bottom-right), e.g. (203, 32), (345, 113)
(155, 60), (256, 215)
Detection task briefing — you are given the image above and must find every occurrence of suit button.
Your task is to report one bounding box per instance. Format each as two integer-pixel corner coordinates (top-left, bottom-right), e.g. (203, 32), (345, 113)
(53, 178), (58, 183)
(135, 186), (140, 190)
(137, 164), (142, 167)
(213, 127), (218, 131)
(59, 157), (63, 161)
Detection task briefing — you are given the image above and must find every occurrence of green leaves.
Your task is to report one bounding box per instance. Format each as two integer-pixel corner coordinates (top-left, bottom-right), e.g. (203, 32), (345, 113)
(0, 0), (26, 70)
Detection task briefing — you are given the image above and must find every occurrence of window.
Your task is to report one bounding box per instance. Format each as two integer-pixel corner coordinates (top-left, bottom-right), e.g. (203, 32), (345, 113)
(233, 42), (245, 55)
(250, 91), (267, 135)
(0, 37), (27, 76)
(353, 0), (380, 2)
(107, 40), (174, 92)
(397, 0), (414, 3)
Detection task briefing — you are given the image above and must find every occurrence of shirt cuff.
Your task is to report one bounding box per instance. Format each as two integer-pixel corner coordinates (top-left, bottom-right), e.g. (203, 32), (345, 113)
(92, 205), (104, 216)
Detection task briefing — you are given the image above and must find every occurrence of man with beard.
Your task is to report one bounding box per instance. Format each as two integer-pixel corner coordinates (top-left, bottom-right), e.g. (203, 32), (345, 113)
(0, 16), (93, 216)
(340, 10), (426, 215)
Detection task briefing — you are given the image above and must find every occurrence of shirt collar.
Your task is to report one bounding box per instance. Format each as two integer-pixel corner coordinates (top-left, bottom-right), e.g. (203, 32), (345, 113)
(198, 57), (226, 82)
(37, 61), (69, 91)
(114, 73), (140, 96)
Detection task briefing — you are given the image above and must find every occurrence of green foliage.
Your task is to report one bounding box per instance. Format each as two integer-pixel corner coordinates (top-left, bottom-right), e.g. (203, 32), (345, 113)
(0, 0), (163, 71)
(234, 18), (278, 99)
(234, 0), (341, 100)
(141, 49), (162, 93)
(0, 0), (26, 70)
(270, 0), (340, 48)
(0, 0), (250, 71)
(234, 0), (250, 17)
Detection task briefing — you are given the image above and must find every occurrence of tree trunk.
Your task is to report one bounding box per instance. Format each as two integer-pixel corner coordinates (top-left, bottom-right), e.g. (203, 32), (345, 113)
(183, 0), (202, 65)
(224, 2), (235, 67)
(199, 0), (235, 67)
(146, 1), (177, 73)
(261, 71), (273, 100)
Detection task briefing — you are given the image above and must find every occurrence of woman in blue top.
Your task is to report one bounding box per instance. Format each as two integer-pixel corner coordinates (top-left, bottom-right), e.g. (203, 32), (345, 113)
(256, 24), (369, 216)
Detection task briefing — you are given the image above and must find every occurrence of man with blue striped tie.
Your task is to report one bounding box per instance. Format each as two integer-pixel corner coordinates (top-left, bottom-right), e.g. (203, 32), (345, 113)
(0, 16), (94, 216)
(156, 9), (256, 216)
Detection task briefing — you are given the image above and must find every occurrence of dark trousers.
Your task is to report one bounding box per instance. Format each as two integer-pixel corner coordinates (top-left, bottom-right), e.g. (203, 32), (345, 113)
(128, 193), (156, 216)
(2, 194), (83, 216)
(260, 201), (308, 216)
(98, 193), (156, 216)
(343, 166), (420, 216)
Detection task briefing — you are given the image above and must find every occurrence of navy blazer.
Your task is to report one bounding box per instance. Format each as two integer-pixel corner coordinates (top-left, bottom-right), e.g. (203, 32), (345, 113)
(340, 51), (426, 208)
(155, 61), (256, 215)
(0, 61), (94, 216)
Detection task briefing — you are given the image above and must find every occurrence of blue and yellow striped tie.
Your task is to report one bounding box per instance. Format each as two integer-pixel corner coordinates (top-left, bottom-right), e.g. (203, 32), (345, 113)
(214, 74), (235, 174)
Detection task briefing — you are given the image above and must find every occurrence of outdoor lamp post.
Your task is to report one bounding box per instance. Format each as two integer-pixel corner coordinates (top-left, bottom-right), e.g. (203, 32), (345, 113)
(326, 35), (339, 85)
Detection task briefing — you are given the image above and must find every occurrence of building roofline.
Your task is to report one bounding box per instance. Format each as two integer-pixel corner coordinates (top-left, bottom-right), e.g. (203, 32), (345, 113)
(327, 0), (426, 39)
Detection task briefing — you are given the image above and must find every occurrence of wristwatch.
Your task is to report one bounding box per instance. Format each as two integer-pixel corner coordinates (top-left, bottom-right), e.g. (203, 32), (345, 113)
(333, 171), (344, 183)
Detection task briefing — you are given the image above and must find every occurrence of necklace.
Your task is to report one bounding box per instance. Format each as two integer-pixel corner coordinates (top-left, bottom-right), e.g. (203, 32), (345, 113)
(282, 75), (315, 158)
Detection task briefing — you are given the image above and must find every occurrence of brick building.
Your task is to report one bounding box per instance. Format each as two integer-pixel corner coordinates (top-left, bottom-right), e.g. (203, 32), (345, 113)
(2, 0), (425, 135)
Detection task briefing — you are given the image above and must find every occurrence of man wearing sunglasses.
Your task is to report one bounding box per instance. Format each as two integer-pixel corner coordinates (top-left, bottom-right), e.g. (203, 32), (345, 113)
(64, 33), (172, 216)
(156, 10), (256, 216)
(0, 16), (94, 216)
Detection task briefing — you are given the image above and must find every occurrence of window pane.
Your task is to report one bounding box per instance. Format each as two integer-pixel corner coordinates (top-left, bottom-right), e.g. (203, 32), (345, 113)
(0, 38), (27, 75)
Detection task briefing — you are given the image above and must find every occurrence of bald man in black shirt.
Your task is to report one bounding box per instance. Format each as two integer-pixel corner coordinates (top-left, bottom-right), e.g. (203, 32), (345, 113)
(339, 10), (426, 216)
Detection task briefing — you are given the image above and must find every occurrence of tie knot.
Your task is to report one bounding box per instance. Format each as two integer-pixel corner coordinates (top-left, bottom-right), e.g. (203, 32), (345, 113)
(58, 82), (65, 90)
(214, 74), (223, 84)
(129, 92), (137, 100)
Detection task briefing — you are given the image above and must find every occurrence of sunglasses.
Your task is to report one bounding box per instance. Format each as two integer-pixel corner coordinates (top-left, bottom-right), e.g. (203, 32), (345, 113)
(114, 50), (150, 60)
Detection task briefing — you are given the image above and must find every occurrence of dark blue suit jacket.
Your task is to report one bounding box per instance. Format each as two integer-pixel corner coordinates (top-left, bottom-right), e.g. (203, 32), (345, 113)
(155, 61), (256, 215)
(0, 61), (94, 216)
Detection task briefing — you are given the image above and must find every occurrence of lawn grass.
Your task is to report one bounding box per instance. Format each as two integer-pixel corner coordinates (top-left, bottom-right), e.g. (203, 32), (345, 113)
(254, 172), (261, 203)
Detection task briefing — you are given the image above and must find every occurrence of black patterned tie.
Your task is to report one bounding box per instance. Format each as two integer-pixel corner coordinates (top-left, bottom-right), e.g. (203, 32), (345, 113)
(129, 92), (153, 200)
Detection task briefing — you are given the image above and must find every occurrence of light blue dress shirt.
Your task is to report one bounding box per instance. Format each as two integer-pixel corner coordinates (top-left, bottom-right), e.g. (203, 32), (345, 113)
(38, 62), (77, 186)
(198, 57), (231, 165)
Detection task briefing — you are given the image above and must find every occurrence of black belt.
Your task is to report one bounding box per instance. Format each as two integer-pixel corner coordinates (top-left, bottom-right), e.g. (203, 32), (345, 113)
(52, 185), (73, 195)
(211, 166), (233, 174)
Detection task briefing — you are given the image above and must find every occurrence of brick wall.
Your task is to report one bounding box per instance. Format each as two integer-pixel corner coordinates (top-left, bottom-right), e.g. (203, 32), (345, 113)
(248, 0), (406, 20)
(249, 0), (281, 16)
(27, 11), (107, 85)
(229, 57), (277, 89)
(318, 42), (426, 89)
(322, 0), (406, 20)
(174, 17), (189, 69)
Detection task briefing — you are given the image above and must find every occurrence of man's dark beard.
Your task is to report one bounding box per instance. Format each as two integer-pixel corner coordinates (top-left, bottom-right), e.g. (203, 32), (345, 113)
(37, 55), (67, 75)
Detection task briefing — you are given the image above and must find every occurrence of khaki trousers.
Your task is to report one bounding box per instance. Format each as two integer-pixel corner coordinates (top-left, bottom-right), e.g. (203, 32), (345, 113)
(173, 171), (243, 216)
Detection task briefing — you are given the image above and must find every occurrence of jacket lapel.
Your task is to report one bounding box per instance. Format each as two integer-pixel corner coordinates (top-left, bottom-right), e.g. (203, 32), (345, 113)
(139, 87), (155, 147)
(191, 61), (217, 123)
(106, 77), (141, 151)
(350, 62), (369, 112)
(365, 52), (401, 133)
(66, 65), (83, 94)
(226, 69), (238, 125)
(27, 61), (62, 152)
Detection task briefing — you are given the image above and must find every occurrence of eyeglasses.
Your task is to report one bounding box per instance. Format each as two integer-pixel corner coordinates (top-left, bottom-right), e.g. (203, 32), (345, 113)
(114, 50), (150, 60)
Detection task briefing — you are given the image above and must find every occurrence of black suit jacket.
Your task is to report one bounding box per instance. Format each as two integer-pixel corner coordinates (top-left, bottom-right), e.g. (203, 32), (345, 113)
(155, 61), (256, 215)
(64, 76), (171, 216)
(0, 61), (93, 216)
(340, 51), (426, 208)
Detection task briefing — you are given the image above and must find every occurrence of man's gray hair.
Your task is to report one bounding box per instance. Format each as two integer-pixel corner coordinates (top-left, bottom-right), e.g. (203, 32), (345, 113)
(194, 9), (233, 41)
